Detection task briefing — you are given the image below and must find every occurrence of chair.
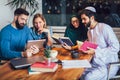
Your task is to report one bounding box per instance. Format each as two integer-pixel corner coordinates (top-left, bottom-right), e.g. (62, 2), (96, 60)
(107, 51), (120, 80)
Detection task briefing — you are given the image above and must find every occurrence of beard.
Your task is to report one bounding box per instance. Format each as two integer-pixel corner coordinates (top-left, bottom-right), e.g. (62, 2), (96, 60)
(15, 19), (25, 29)
(85, 21), (91, 28)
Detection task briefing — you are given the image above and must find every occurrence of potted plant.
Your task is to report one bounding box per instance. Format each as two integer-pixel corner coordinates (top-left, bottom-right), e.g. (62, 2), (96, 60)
(44, 48), (51, 66)
(6, 0), (39, 16)
(44, 48), (51, 58)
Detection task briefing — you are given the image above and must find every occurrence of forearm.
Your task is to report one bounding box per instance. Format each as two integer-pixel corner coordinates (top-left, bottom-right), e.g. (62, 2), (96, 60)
(71, 45), (78, 50)
(47, 34), (53, 46)
(1, 44), (22, 60)
(1, 49), (22, 59)
(47, 38), (52, 46)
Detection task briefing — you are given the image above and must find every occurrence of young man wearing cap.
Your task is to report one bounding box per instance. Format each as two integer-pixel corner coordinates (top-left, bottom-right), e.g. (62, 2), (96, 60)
(79, 6), (119, 80)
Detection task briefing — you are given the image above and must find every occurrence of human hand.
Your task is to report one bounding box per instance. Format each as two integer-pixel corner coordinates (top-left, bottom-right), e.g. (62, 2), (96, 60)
(61, 43), (72, 50)
(22, 49), (33, 57)
(22, 45), (40, 57)
(30, 45), (39, 54)
(82, 47), (95, 55)
(77, 40), (83, 50)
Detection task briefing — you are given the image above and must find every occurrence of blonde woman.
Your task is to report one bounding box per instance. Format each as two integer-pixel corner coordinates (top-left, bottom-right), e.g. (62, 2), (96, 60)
(29, 13), (52, 48)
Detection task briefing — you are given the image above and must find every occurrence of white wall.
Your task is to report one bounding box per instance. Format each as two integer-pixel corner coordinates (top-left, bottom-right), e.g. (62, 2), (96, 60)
(0, 0), (42, 30)
(0, 0), (13, 30)
(28, 0), (42, 27)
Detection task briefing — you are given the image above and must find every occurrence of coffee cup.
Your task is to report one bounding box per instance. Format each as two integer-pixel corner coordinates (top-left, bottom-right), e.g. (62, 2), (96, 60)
(50, 50), (58, 59)
(71, 50), (79, 59)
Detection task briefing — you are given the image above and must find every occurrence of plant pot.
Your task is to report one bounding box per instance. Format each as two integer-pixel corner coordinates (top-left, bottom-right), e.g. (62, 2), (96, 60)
(46, 58), (51, 66)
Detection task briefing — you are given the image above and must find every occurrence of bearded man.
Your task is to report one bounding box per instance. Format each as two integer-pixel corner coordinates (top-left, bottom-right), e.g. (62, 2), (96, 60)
(0, 8), (35, 60)
(79, 6), (119, 80)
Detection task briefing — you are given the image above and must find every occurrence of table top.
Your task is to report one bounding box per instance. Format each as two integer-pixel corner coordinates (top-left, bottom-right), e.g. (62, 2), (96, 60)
(0, 47), (92, 80)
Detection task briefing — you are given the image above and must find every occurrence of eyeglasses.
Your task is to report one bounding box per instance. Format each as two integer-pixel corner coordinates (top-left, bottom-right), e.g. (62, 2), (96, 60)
(72, 20), (79, 23)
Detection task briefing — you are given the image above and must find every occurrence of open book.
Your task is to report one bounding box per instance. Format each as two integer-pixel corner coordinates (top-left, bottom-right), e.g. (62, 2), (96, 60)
(52, 34), (74, 46)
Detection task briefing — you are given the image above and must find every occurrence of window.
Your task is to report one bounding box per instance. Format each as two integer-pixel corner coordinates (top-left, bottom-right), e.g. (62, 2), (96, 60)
(42, 0), (120, 27)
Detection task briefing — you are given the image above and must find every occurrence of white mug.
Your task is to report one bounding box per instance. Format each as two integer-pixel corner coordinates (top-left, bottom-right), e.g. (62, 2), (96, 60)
(50, 50), (58, 59)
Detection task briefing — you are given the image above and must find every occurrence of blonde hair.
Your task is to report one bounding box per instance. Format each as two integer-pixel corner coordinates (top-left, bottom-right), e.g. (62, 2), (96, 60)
(33, 13), (47, 28)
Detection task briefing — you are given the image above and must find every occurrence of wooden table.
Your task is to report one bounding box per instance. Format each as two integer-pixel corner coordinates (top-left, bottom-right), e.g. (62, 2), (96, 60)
(0, 47), (92, 80)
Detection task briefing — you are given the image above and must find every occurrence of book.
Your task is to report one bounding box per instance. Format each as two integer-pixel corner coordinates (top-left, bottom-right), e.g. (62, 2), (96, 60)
(62, 60), (91, 69)
(79, 41), (98, 51)
(26, 39), (46, 49)
(30, 61), (58, 72)
(28, 67), (42, 75)
(77, 40), (83, 50)
(52, 34), (74, 46)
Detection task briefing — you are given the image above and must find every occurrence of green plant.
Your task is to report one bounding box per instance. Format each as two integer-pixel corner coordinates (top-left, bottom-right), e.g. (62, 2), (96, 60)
(44, 48), (51, 58)
(6, 0), (39, 16)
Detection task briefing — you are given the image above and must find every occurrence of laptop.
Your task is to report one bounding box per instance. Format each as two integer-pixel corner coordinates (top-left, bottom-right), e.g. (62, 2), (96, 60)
(10, 56), (45, 69)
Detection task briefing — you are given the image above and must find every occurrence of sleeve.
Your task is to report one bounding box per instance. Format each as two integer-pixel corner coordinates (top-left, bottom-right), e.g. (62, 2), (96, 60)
(0, 29), (22, 60)
(95, 25), (119, 58)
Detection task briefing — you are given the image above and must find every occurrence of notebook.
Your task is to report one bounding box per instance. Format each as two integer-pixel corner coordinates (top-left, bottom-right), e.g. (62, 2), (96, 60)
(79, 41), (98, 51)
(10, 56), (45, 69)
(26, 39), (46, 49)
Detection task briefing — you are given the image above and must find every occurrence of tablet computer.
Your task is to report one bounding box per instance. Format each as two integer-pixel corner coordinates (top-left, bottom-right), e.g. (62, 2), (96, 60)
(26, 39), (46, 49)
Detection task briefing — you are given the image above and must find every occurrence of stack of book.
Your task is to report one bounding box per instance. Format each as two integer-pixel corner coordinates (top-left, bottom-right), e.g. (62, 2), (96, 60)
(28, 61), (58, 75)
(28, 67), (42, 75)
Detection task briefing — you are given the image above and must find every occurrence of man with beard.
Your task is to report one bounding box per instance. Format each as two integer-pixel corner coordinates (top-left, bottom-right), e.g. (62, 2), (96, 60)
(79, 6), (119, 80)
(0, 8), (38, 60)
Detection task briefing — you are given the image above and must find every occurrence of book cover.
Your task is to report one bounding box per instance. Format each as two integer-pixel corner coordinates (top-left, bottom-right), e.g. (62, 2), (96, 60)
(52, 34), (61, 44)
(30, 62), (58, 72)
(80, 41), (98, 51)
(28, 67), (42, 75)
(52, 34), (74, 46)
(59, 37), (74, 46)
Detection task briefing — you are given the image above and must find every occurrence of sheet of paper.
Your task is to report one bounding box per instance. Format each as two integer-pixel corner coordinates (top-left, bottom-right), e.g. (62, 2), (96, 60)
(62, 60), (91, 69)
